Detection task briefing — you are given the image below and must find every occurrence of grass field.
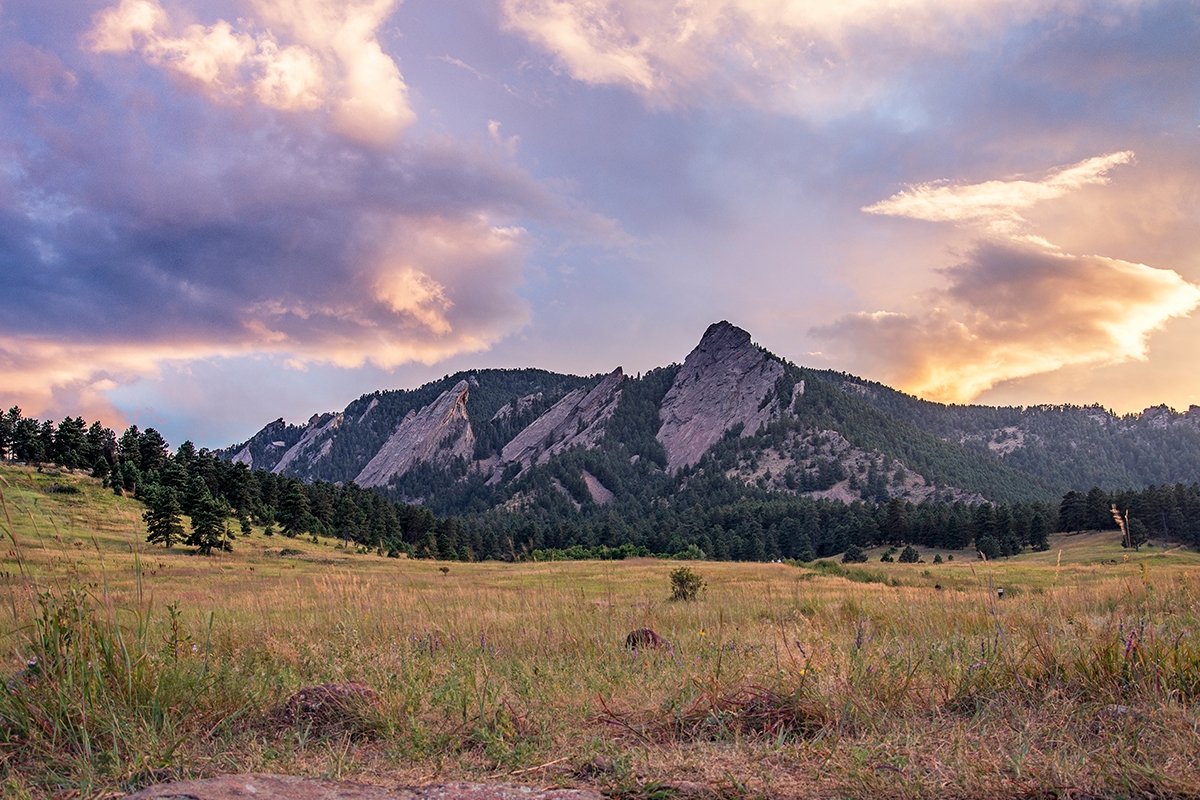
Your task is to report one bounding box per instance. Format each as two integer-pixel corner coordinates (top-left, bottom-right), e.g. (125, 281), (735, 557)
(2, 464), (1199, 799)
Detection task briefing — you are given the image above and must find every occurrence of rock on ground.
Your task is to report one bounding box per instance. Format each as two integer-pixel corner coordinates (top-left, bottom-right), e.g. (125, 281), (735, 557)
(122, 774), (605, 800)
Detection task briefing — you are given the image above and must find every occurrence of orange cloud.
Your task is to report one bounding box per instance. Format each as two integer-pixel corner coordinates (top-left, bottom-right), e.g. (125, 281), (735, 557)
(817, 152), (1200, 402)
(0, 211), (533, 425)
(818, 242), (1200, 403)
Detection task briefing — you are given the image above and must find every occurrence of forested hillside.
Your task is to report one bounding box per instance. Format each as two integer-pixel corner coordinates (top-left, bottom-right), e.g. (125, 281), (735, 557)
(3, 404), (1199, 561)
(219, 369), (599, 481)
(812, 370), (1200, 491)
(6, 322), (1200, 564)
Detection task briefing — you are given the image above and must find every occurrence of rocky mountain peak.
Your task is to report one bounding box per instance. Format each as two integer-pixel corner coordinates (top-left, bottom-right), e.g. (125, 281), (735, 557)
(493, 367), (625, 478)
(656, 321), (784, 472)
(354, 379), (475, 489)
(698, 320), (753, 353)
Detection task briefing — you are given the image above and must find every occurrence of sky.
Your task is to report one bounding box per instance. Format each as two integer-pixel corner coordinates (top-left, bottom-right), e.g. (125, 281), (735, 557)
(2, 0), (1199, 450)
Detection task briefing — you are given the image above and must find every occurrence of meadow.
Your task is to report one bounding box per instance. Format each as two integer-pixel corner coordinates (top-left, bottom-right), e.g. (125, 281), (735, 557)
(2, 464), (1198, 799)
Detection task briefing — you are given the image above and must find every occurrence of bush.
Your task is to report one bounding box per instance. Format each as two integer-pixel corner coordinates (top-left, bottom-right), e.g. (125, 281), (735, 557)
(976, 535), (1000, 560)
(933, 553), (943, 564)
(669, 566), (706, 601)
(842, 544), (868, 563)
(899, 545), (920, 563)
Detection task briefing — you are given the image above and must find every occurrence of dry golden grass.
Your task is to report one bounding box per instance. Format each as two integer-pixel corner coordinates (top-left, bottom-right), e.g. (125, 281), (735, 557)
(2, 464), (1199, 799)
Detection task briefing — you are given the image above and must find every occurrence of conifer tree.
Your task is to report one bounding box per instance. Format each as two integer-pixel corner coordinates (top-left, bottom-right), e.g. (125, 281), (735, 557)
(278, 481), (310, 537)
(1029, 512), (1050, 550)
(183, 474), (211, 518)
(118, 425), (141, 466)
(138, 428), (169, 473)
(0, 407), (14, 460)
(187, 488), (231, 555)
(144, 486), (185, 548)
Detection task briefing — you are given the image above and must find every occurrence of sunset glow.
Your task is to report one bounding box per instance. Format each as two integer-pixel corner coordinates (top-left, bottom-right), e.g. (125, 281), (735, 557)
(1, 0), (1197, 446)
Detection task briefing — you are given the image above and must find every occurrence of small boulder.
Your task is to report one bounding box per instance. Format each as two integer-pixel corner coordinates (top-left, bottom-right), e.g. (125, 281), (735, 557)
(625, 628), (668, 650)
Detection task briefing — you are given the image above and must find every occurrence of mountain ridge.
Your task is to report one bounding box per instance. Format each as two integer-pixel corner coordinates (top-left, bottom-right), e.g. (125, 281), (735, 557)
(218, 321), (1200, 511)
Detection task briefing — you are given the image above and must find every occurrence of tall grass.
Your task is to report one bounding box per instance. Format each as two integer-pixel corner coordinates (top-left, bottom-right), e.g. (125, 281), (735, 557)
(2, 465), (1199, 799)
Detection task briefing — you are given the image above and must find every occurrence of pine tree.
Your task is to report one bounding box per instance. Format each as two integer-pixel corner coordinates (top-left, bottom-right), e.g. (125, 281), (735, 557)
(1059, 491), (1087, 533)
(1029, 512), (1050, 551)
(1125, 517), (1149, 551)
(144, 486), (185, 548)
(118, 425), (142, 466)
(885, 497), (908, 544)
(278, 481), (310, 538)
(138, 428), (169, 473)
(183, 474), (211, 518)
(187, 489), (231, 555)
(0, 407), (15, 460)
(53, 416), (87, 468)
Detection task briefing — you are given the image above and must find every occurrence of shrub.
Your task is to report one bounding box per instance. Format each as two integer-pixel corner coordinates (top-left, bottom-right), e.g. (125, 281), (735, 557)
(842, 544), (868, 564)
(669, 566), (706, 601)
(976, 535), (1000, 560)
(933, 553), (943, 564)
(899, 545), (920, 563)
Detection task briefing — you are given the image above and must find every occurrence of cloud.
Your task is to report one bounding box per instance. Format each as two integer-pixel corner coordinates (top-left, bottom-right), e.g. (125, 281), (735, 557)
(501, 0), (1146, 113)
(862, 152), (1136, 237)
(0, 134), (546, 417)
(817, 152), (1200, 403)
(816, 241), (1200, 402)
(0, 41), (79, 102)
(2, 0), (631, 430)
(86, 0), (414, 144)
(0, 335), (225, 432)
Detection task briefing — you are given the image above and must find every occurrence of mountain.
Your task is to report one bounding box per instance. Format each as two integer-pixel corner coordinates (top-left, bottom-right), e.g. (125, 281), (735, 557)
(218, 321), (1200, 515)
(808, 370), (1200, 492)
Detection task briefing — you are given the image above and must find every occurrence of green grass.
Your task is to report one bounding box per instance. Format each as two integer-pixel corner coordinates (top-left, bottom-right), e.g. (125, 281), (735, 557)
(2, 464), (1199, 799)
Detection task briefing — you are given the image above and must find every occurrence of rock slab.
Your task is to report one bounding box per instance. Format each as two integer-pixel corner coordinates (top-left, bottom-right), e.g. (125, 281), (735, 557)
(122, 775), (604, 800)
(657, 321), (784, 472)
(356, 380), (475, 488)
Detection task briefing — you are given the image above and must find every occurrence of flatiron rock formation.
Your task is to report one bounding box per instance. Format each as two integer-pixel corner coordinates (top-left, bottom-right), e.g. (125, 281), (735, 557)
(356, 380), (475, 488)
(657, 321), (784, 472)
(493, 368), (624, 477)
(272, 413), (342, 477)
(228, 418), (299, 470)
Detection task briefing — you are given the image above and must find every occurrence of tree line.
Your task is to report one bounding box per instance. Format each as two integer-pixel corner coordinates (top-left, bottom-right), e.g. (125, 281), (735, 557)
(4, 406), (1197, 562)
(0, 407), (457, 558)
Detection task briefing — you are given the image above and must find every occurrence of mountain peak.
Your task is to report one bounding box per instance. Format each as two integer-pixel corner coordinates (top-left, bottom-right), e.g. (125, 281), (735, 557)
(699, 320), (752, 351)
(656, 321), (783, 472)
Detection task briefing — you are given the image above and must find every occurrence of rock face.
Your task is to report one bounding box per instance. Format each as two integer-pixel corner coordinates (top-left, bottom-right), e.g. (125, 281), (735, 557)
(122, 775), (604, 800)
(492, 393), (543, 421)
(228, 418), (300, 471)
(581, 469), (614, 505)
(273, 413), (342, 476)
(494, 368), (624, 476)
(656, 321), (784, 472)
(356, 381), (475, 488)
